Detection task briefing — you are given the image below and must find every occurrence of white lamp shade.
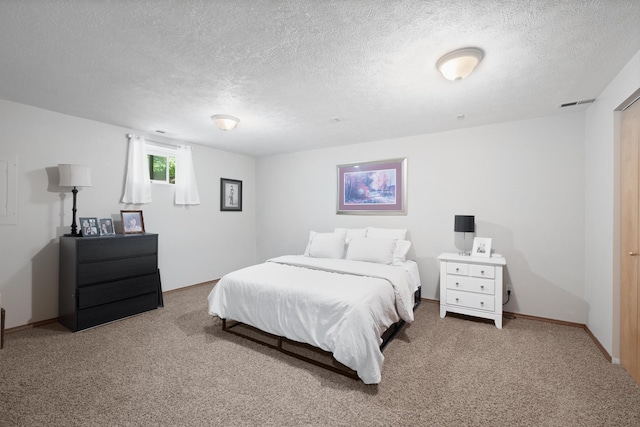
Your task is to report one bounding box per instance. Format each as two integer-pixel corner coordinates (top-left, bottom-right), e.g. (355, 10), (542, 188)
(437, 47), (484, 81)
(212, 114), (240, 131)
(58, 164), (92, 187)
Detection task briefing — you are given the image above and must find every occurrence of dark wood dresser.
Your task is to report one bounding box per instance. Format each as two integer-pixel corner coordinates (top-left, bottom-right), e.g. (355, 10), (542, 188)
(59, 233), (163, 332)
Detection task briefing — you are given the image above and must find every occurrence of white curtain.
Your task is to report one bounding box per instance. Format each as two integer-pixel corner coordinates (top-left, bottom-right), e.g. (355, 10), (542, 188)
(175, 145), (200, 205)
(121, 134), (152, 204)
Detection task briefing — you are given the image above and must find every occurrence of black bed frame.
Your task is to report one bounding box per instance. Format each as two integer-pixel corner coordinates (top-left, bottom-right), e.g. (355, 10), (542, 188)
(221, 286), (422, 381)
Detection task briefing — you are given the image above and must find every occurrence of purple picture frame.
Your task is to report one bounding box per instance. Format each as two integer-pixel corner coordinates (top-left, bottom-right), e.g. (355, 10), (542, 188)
(337, 158), (407, 215)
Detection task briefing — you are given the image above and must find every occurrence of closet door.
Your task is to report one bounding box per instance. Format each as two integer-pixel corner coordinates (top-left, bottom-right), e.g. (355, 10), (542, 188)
(621, 97), (640, 384)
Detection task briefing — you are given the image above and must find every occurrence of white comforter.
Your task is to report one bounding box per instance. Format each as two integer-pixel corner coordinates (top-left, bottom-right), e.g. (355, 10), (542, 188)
(207, 255), (417, 384)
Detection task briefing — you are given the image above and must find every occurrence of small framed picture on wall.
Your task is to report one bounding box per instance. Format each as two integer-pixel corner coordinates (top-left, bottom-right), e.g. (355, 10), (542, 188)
(220, 178), (242, 211)
(471, 237), (492, 257)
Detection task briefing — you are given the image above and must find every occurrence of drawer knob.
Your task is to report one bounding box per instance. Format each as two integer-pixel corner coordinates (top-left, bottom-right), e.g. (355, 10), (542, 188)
(456, 282), (460, 287)
(455, 298), (459, 302)
(630, 252), (638, 256)
(480, 301), (484, 306)
(455, 268), (459, 272)
(481, 270), (485, 274)
(480, 285), (484, 290)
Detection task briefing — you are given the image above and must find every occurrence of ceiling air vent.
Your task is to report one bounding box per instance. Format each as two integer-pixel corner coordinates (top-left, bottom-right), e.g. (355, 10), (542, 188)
(577, 98), (596, 105)
(560, 98), (596, 108)
(153, 129), (178, 136)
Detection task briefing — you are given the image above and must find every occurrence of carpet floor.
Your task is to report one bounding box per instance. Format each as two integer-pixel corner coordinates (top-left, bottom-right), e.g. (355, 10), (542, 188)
(1, 283), (639, 426)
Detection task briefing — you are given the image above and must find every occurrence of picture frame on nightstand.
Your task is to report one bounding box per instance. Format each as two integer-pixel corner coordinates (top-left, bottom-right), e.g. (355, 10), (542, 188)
(471, 237), (492, 257)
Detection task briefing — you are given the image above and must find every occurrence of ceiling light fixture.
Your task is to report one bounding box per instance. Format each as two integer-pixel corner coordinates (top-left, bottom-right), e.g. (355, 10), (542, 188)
(436, 47), (484, 81)
(211, 114), (240, 131)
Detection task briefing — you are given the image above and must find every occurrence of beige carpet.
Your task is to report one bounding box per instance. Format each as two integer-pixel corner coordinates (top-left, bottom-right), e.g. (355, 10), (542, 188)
(1, 283), (639, 426)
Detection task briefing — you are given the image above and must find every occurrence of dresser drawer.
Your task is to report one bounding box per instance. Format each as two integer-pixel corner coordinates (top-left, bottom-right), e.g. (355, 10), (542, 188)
(446, 275), (495, 295)
(78, 255), (158, 286)
(469, 264), (495, 279)
(78, 272), (160, 309)
(77, 235), (157, 262)
(76, 292), (159, 330)
(446, 289), (495, 312)
(446, 262), (469, 276)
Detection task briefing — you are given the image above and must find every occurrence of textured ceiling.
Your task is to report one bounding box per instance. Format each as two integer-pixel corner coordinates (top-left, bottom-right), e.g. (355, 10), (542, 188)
(1, 1), (639, 157)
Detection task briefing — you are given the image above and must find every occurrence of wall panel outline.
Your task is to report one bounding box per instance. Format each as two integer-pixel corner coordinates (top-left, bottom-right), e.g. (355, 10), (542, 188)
(0, 154), (18, 225)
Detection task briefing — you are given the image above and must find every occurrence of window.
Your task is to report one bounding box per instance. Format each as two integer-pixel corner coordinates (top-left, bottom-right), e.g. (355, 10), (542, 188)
(146, 145), (176, 184)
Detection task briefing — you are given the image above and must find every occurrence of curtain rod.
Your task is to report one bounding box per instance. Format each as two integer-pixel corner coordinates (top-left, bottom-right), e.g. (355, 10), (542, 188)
(126, 133), (181, 149)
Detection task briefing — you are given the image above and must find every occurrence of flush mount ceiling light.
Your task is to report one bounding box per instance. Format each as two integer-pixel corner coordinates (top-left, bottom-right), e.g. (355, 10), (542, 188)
(211, 114), (240, 131)
(436, 47), (484, 81)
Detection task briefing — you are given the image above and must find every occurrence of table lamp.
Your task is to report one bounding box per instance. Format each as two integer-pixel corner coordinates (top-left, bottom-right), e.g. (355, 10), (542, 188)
(59, 164), (92, 236)
(454, 215), (475, 255)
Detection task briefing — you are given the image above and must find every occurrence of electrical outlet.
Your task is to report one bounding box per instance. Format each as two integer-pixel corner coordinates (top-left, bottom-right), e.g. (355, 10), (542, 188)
(506, 284), (513, 294)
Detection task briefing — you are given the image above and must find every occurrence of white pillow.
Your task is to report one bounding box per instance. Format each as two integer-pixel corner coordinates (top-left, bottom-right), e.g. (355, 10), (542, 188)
(393, 240), (412, 265)
(366, 227), (407, 240)
(304, 231), (346, 259)
(334, 227), (367, 243)
(304, 230), (345, 255)
(332, 228), (348, 242)
(346, 237), (396, 265)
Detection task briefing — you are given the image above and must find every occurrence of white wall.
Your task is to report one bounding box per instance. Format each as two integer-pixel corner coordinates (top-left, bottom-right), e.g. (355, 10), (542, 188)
(5, 45), (637, 339)
(584, 48), (640, 358)
(0, 99), (256, 329)
(256, 112), (587, 323)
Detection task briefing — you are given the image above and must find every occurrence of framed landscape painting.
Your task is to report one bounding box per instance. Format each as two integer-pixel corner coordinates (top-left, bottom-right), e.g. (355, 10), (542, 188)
(337, 158), (407, 215)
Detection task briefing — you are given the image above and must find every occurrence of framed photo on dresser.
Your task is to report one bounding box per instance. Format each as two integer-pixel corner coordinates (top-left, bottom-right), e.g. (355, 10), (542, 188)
(79, 217), (99, 237)
(121, 210), (145, 234)
(99, 218), (115, 236)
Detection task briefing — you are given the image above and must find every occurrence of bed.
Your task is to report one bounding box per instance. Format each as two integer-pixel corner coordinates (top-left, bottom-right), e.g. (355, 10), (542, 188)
(207, 227), (421, 384)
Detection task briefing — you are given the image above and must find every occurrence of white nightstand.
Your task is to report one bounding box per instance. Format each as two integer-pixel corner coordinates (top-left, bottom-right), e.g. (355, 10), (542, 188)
(438, 252), (507, 329)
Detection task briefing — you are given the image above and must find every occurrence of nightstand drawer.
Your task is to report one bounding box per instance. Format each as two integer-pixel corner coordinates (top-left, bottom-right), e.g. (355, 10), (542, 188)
(446, 289), (495, 312)
(446, 276), (495, 294)
(469, 264), (495, 279)
(446, 262), (469, 276)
